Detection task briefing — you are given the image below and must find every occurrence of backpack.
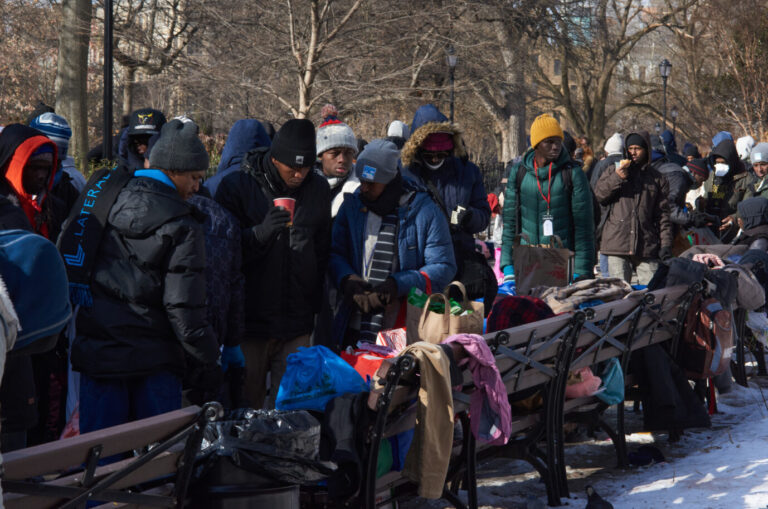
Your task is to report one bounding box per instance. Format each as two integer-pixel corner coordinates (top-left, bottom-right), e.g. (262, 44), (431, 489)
(515, 162), (603, 242)
(678, 294), (734, 379)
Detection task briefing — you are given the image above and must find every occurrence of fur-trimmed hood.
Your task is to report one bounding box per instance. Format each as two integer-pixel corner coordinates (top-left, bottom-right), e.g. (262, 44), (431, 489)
(401, 105), (466, 167)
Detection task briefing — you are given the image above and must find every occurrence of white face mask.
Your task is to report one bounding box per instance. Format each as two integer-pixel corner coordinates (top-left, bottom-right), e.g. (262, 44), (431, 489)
(423, 159), (445, 171)
(714, 163), (730, 177)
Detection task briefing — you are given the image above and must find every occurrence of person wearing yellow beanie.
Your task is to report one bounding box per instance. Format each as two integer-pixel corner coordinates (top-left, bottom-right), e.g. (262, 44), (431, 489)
(529, 114), (564, 149)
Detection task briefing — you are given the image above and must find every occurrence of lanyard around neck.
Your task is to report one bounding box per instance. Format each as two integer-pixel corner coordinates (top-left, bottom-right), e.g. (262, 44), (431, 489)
(534, 159), (553, 209)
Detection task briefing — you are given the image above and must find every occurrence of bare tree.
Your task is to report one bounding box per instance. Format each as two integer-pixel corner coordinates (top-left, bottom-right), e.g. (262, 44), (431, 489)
(531, 0), (699, 147)
(56, 0), (91, 169)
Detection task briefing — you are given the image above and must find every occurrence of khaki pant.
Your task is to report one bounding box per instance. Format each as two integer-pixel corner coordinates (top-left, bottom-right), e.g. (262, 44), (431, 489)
(241, 335), (310, 409)
(606, 255), (659, 286)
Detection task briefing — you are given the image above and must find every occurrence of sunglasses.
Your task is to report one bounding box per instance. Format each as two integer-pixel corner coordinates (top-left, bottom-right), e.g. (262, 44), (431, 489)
(422, 151), (451, 159)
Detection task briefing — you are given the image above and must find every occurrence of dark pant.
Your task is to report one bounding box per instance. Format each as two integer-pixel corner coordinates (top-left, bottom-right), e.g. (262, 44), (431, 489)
(79, 371), (182, 434)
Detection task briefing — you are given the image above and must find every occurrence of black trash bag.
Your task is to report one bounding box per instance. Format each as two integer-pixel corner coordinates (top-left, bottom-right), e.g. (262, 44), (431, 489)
(195, 408), (336, 488)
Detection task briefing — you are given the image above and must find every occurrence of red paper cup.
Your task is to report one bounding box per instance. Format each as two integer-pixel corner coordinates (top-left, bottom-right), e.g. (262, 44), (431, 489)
(273, 197), (296, 224)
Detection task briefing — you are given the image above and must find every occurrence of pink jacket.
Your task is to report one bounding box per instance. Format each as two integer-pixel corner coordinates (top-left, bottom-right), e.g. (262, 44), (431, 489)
(444, 334), (511, 445)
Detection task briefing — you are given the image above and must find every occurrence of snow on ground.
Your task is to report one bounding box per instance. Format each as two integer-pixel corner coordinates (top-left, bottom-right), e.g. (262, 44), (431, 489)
(405, 378), (768, 509)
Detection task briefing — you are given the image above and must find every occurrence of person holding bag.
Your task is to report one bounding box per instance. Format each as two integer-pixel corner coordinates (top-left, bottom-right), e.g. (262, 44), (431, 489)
(330, 139), (456, 348)
(500, 114), (596, 286)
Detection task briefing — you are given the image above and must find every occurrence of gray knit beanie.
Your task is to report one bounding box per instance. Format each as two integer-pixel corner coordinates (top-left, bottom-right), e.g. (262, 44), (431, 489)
(354, 139), (400, 184)
(148, 118), (209, 172)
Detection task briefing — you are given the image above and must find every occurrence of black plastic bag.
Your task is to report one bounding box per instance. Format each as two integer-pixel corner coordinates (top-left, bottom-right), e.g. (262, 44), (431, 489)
(196, 408), (336, 487)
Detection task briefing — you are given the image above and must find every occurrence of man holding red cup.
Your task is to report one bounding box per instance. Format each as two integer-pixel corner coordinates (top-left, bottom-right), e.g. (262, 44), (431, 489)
(215, 118), (332, 409)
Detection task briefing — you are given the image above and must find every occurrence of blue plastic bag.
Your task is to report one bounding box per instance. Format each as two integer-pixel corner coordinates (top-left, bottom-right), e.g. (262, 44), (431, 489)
(596, 358), (624, 405)
(276, 345), (367, 412)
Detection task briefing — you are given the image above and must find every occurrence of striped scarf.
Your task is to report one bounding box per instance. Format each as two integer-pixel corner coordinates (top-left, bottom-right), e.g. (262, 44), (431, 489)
(359, 213), (398, 342)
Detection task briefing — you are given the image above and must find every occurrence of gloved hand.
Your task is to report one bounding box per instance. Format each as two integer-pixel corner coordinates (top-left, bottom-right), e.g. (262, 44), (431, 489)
(691, 212), (718, 228)
(372, 278), (398, 306)
(502, 265), (515, 283)
(221, 345), (245, 373)
(251, 207), (291, 244)
(659, 246), (673, 261)
(342, 274), (371, 298)
(456, 207), (474, 231)
(187, 363), (224, 405)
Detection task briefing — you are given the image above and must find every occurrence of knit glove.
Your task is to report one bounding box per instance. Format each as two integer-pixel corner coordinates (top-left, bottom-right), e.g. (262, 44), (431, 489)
(221, 345), (245, 373)
(502, 265), (515, 283)
(342, 274), (373, 313)
(251, 207), (291, 244)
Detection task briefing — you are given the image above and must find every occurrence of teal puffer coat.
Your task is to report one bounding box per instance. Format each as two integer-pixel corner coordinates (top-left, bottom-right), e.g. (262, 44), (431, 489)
(500, 147), (595, 277)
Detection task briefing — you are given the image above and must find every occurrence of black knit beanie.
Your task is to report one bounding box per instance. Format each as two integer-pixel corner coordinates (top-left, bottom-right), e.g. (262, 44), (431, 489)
(625, 133), (647, 150)
(148, 118), (209, 172)
(270, 119), (316, 167)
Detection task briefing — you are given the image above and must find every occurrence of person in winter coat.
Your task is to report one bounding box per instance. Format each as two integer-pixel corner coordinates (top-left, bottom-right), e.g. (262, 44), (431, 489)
(401, 104), (490, 261)
(385, 120), (410, 149)
(501, 114), (596, 280)
(683, 142), (701, 162)
(330, 139), (456, 346)
(215, 119), (332, 409)
(594, 130), (673, 285)
(660, 129), (688, 167)
(735, 197), (768, 251)
(0, 124), (67, 241)
(744, 143), (768, 201)
(589, 133), (624, 190)
(314, 108), (359, 218)
(204, 119), (272, 197)
(29, 112), (87, 215)
(702, 134), (749, 239)
(117, 107), (166, 171)
(664, 158), (715, 231)
(187, 189), (245, 368)
(72, 119), (220, 433)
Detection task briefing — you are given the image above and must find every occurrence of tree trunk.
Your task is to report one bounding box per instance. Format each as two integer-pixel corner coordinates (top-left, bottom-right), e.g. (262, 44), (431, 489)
(123, 66), (137, 117)
(55, 0), (91, 172)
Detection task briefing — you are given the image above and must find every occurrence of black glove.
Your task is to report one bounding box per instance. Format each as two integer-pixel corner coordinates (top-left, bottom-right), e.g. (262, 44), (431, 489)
(342, 274), (371, 298)
(691, 212), (717, 228)
(372, 278), (398, 307)
(458, 208), (474, 230)
(251, 207), (291, 244)
(659, 246), (673, 261)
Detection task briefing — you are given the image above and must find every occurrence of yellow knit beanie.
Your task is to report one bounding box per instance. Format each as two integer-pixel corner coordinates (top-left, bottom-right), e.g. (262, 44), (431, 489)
(529, 114), (564, 149)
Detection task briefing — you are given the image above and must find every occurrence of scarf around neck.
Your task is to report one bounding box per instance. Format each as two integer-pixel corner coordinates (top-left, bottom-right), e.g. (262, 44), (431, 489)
(361, 173), (403, 217)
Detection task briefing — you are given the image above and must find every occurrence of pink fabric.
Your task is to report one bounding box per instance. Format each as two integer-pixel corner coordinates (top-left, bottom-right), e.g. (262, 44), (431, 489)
(443, 334), (511, 445)
(494, 247), (503, 284)
(564, 367), (602, 399)
(422, 132), (454, 152)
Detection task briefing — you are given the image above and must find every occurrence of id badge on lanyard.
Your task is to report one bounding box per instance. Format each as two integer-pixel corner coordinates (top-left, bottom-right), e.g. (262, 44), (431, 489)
(542, 213), (554, 237)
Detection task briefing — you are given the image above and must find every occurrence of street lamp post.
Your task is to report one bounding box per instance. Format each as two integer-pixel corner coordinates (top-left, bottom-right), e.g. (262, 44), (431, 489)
(654, 122), (661, 135)
(103, 0), (114, 159)
(671, 106), (679, 138)
(446, 45), (458, 123)
(658, 58), (672, 131)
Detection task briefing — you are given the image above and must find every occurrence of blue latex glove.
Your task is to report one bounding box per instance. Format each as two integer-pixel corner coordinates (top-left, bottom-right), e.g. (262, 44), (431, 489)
(502, 265), (514, 283)
(221, 345), (245, 373)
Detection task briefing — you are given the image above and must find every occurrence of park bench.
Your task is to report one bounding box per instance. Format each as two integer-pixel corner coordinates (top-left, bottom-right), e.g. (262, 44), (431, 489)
(2, 402), (222, 509)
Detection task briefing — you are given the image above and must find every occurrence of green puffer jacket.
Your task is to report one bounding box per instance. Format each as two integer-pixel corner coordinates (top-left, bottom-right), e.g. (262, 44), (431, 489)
(501, 148), (595, 277)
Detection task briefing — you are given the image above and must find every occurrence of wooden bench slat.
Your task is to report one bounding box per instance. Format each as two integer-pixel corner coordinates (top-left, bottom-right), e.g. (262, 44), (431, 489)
(3, 406), (199, 480)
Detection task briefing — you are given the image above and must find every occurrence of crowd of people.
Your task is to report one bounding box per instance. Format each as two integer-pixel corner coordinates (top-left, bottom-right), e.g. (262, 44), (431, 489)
(0, 99), (764, 454)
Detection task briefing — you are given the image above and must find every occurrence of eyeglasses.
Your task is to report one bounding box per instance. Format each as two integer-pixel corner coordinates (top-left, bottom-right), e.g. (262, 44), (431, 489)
(422, 151), (451, 160)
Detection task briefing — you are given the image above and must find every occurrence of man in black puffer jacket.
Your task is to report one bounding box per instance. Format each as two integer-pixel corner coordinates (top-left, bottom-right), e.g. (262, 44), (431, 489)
(72, 118), (220, 433)
(215, 119), (332, 409)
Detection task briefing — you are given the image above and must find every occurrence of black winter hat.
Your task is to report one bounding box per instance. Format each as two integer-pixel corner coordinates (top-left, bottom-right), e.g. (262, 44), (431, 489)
(626, 133), (648, 150)
(128, 108), (167, 136)
(270, 119), (316, 168)
(148, 118), (209, 172)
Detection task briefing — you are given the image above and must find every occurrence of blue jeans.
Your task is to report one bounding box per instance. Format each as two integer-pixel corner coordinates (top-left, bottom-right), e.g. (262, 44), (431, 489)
(80, 371), (182, 434)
